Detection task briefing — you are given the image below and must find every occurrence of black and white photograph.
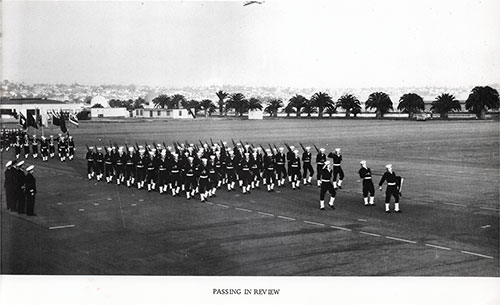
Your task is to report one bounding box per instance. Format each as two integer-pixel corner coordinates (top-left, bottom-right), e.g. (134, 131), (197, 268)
(1, 0), (499, 304)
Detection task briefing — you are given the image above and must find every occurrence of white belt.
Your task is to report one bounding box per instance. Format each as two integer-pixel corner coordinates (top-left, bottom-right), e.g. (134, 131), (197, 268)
(387, 182), (396, 185)
(321, 179), (331, 182)
(333, 164), (341, 166)
(363, 177), (372, 179)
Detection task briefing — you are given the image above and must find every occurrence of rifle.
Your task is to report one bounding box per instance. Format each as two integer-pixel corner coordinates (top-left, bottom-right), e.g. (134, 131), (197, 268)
(313, 144), (320, 154)
(125, 143), (129, 152)
(86, 143), (90, 151)
(135, 142), (140, 151)
(231, 138), (237, 147)
(268, 143), (273, 152)
(299, 142), (306, 152)
(260, 144), (266, 152)
(398, 177), (404, 197)
(114, 142), (119, 149)
(273, 143), (278, 151)
(284, 142), (291, 151)
(210, 138), (214, 147)
(199, 139), (204, 148)
(163, 142), (167, 150)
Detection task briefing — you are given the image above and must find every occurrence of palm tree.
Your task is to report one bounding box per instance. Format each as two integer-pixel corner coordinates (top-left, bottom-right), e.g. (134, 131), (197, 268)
(431, 93), (461, 119)
(465, 86), (499, 119)
(199, 99), (215, 118)
(152, 94), (171, 109)
(264, 98), (283, 117)
(325, 104), (337, 117)
(288, 94), (308, 117)
(182, 99), (201, 115)
(247, 97), (263, 111)
(336, 94), (361, 118)
(215, 90), (229, 116)
(301, 100), (317, 117)
(227, 93), (247, 117)
(310, 92), (333, 118)
(365, 92), (393, 118)
(397, 93), (425, 119)
(171, 94), (186, 109)
(284, 102), (296, 117)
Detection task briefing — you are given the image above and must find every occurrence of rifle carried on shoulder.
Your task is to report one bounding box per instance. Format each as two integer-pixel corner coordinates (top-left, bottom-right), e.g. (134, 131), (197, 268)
(313, 144), (320, 153)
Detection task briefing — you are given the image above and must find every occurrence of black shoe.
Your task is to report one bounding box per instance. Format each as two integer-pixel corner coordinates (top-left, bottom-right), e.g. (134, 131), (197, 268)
(386, 210), (391, 213)
(320, 207), (325, 210)
(338, 185), (342, 189)
(395, 210), (401, 213)
(330, 205), (335, 209)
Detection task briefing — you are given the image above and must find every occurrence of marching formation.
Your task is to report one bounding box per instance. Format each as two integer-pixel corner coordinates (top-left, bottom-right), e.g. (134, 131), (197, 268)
(1, 128), (76, 162)
(84, 140), (403, 212)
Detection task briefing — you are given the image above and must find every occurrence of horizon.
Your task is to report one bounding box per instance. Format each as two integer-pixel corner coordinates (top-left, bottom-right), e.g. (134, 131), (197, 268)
(3, 1), (500, 88)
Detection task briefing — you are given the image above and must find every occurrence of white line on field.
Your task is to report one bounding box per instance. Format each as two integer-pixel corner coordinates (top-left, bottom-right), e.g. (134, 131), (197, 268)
(425, 244), (451, 251)
(480, 207), (499, 211)
(277, 215), (296, 221)
(48, 224), (75, 230)
(205, 201), (213, 205)
(216, 203), (229, 208)
(330, 225), (352, 232)
(385, 236), (417, 244)
(460, 251), (493, 259)
(359, 231), (380, 237)
(250, 200), (256, 203)
(235, 208), (252, 212)
(357, 219), (367, 222)
(443, 202), (467, 207)
(257, 211), (274, 217)
(304, 220), (325, 226)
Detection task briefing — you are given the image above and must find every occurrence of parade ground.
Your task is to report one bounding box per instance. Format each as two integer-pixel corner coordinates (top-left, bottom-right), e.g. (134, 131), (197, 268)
(1, 118), (499, 276)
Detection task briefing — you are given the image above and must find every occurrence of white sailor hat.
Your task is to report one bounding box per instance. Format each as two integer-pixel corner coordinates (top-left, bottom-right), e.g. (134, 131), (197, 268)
(236, 143), (242, 146)
(385, 164), (392, 169)
(16, 160), (25, 167)
(244, 152), (250, 156)
(128, 147), (134, 151)
(279, 147), (284, 151)
(244, 144), (250, 148)
(89, 146), (94, 150)
(290, 145), (295, 149)
(210, 155), (216, 159)
(222, 141), (227, 145)
(172, 153), (178, 157)
(5, 161), (12, 167)
(257, 147), (262, 151)
(305, 146), (311, 150)
(335, 148), (341, 152)
(188, 156), (194, 161)
(294, 149), (299, 154)
(360, 160), (367, 165)
(320, 148), (326, 152)
(265, 148), (271, 152)
(107, 147), (112, 151)
(324, 160), (331, 166)
(201, 158), (208, 162)
(26, 165), (35, 172)
(157, 143), (162, 147)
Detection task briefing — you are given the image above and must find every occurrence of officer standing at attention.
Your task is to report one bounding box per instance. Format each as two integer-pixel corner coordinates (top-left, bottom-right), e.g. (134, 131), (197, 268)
(379, 164), (401, 213)
(4, 161), (16, 211)
(24, 165), (37, 216)
(319, 160), (336, 210)
(358, 160), (375, 206)
(301, 146), (314, 185)
(15, 160), (26, 214)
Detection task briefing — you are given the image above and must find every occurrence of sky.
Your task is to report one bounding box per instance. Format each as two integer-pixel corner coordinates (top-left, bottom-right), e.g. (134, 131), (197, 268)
(2, 0), (500, 88)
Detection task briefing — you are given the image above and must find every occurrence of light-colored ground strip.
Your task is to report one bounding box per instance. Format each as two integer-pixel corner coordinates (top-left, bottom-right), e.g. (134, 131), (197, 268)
(235, 207), (252, 212)
(443, 202), (467, 207)
(357, 218), (367, 222)
(425, 243), (451, 251)
(48, 224), (75, 230)
(303, 220), (325, 226)
(480, 207), (499, 211)
(385, 236), (417, 244)
(216, 203), (229, 208)
(359, 231), (380, 237)
(460, 251), (494, 259)
(277, 215), (296, 221)
(330, 225), (352, 232)
(257, 211), (274, 217)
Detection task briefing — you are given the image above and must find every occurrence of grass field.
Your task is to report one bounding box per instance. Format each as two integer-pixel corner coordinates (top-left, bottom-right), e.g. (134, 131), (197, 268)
(1, 118), (498, 275)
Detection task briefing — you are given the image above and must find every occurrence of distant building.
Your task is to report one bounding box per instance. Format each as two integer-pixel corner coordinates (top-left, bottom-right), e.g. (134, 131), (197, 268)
(90, 96), (109, 108)
(248, 109), (264, 120)
(0, 98), (83, 120)
(91, 107), (128, 118)
(131, 108), (192, 119)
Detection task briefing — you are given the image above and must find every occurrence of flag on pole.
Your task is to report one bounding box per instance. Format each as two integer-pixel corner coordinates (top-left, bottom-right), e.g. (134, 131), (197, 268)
(19, 112), (27, 129)
(27, 111), (39, 129)
(52, 111), (61, 126)
(38, 109), (49, 127)
(59, 111), (68, 133)
(69, 113), (79, 127)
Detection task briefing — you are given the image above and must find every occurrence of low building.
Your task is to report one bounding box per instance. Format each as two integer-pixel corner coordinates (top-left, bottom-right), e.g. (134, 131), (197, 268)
(91, 107), (128, 118)
(130, 108), (192, 119)
(0, 98), (83, 120)
(248, 109), (264, 120)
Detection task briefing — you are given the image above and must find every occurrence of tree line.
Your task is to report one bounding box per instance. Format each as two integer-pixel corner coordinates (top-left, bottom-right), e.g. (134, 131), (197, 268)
(105, 85), (499, 120)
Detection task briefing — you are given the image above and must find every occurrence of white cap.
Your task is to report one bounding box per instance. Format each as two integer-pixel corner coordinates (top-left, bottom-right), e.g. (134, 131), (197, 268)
(305, 146), (311, 150)
(128, 147), (134, 152)
(360, 160), (367, 165)
(335, 148), (341, 153)
(201, 158), (208, 162)
(290, 146), (295, 149)
(210, 155), (216, 159)
(320, 148), (325, 152)
(188, 156), (194, 161)
(16, 160), (25, 167)
(294, 149), (299, 154)
(385, 164), (392, 169)
(26, 165), (35, 172)
(5, 161), (12, 167)
(279, 147), (284, 151)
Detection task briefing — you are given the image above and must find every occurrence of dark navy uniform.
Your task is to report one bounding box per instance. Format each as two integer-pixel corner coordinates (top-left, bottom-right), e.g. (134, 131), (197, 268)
(316, 150), (326, 186)
(358, 163), (375, 206)
(302, 149), (314, 184)
(379, 166), (401, 213)
(25, 171), (37, 216)
(319, 163), (336, 210)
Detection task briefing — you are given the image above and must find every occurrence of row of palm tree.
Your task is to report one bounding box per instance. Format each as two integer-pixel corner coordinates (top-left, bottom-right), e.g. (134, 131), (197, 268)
(152, 86), (498, 119)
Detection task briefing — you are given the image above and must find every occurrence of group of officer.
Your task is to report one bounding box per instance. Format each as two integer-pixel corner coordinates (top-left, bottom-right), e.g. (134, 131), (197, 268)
(1, 128), (75, 162)
(3, 160), (37, 216)
(84, 140), (402, 212)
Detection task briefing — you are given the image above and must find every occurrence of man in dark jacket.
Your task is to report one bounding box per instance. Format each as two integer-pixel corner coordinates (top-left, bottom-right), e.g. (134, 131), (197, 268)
(4, 161), (16, 211)
(25, 165), (37, 216)
(15, 161), (26, 214)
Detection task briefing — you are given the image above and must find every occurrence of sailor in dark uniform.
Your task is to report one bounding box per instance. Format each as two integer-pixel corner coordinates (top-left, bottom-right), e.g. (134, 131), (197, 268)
(240, 153), (252, 194)
(68, 136), (75, 160)
(158, 150), (169, 194)
(198, 158), (210, 201)
(358, 160), (375, 206)
(24, 165), (37, 216)
(104, 147), (114, 183)
(316, 148), (326, 186)
(15, 161), (26, 214)
(275, 147), (287, 187)
(86, 146), (96, 180)
(289, 150), (301, 190)
(302, 146), (314, 185)
(94, 147), (104, 181)
(48, 135), (56, 158)
(379, 164), (401, 213)
(4, 161), (16, 211)
(23, 134), (30, 159)
(319, 160), (336, 210)
(31, 135), (39, 159)
(263, 149), (275, 192)
(14, 136), (22, 159)
(184, 156), (197, 199)
(225, 150), (237, 191)
(168, 153), (182, 196)
(40, 136), (49, 161)
(328, 148), (344, 189)
(208, 155), (218, 197)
